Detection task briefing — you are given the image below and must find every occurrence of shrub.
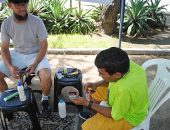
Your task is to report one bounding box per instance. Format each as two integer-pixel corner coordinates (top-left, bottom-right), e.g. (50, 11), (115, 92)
(39, 0), (95, 34)
(90, 4), (106, 22)
(123, 0), (154, 36)
(28, 0), (47, 15)
(121, 0), (167, 37)
(0, 0), (95, 35)
(68, 9), (95, 34)
(39, 0), (73, 34)
(0, 3), (12, 27)
(146, 0), (167, 28)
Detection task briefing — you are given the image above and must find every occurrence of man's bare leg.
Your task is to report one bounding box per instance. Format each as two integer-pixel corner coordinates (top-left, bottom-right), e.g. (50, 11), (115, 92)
(38, 68), (52, 96)
(38, 68), (52, 113)
(0, 72), (8, 92)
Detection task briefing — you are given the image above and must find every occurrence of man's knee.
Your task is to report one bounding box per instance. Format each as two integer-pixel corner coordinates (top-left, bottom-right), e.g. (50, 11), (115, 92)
(0, 71), (8, 92)
(38, 69), (52, 84)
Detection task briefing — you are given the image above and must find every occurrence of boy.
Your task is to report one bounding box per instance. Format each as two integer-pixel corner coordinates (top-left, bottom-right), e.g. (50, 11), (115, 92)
(71, 47), (149, 130)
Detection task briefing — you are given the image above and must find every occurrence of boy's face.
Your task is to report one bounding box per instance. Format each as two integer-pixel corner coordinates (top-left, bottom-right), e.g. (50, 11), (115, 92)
(98, 68), (122, 82)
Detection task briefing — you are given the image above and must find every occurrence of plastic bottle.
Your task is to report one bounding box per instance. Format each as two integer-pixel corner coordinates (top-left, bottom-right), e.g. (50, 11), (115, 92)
(17, 81), (26, 101)
(3, 91), (19, 101)
(58, 99), (66, 118)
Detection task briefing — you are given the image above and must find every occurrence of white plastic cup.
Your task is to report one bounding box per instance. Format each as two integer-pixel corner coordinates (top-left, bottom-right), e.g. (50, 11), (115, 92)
(100, 101), (109, 107)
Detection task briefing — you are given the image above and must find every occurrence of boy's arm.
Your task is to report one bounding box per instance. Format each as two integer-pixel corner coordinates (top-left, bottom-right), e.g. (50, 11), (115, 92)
(90, 101), (112, 117)
(71, 97), (112, 118)
(84, 80), (109, 92)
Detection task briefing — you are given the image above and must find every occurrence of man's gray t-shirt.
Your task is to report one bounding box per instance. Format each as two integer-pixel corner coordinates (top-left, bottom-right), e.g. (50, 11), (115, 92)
(1, 14), (48, 54)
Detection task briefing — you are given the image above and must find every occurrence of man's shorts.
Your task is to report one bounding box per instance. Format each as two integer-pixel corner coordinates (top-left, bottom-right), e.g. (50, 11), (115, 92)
(0, 50), (51, 77)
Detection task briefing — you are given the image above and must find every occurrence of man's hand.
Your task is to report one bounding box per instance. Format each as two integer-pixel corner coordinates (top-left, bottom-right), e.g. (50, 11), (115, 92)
(70, 97), (89, 107)
(8, 66), (20, 79)
(26, 64), (37, 74)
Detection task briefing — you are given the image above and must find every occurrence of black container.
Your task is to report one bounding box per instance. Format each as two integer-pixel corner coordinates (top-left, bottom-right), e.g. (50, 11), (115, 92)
(54, 68), (83, 112)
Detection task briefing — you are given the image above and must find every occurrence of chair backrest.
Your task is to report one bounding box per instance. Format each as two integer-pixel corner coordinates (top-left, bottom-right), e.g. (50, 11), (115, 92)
(142, 58), (170, 117)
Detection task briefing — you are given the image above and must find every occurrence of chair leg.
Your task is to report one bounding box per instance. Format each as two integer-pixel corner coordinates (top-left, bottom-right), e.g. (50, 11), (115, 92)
(0, 111), (8, 130)
(145, 119), (150, 130)
(31, 92), (40, 115)
(26, 103), (41, 130)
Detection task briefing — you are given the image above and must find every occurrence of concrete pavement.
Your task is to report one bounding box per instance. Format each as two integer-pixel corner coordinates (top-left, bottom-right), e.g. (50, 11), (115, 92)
(1, 54), (170, 130)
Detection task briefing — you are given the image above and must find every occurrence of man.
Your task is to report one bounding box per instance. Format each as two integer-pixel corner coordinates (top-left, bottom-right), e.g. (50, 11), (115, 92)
(71, 47), (149, 130)
(0, 0), (52, 114)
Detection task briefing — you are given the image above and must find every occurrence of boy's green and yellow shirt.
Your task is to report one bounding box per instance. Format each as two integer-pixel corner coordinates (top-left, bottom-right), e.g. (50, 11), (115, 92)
(108, 61), (149, 126)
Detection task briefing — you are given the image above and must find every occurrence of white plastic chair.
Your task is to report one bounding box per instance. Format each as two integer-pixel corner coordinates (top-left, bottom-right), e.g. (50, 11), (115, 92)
(132, 58), (170, 130)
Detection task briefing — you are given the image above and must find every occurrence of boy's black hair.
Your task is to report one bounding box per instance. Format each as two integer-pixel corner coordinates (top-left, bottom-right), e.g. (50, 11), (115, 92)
(95, 47), (130, 75)
(8, 0), (29, 4)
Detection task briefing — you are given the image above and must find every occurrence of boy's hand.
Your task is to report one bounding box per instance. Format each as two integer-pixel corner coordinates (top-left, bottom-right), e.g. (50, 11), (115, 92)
(84, 82), (96, 93)
(70, 97), (89, 107)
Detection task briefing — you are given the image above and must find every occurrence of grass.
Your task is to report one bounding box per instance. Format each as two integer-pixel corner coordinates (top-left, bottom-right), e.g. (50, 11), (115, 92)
(47, 34), (118, 48)
(1, 32), (168, 49)
(0, 34), (120, 48)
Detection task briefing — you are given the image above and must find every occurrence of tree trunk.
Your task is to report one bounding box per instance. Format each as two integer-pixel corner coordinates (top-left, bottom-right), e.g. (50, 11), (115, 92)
(101, 0), (120, 35)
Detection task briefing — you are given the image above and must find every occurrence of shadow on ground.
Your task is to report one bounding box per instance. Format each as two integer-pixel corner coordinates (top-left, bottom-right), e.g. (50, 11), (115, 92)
(122, 28), (170, 47)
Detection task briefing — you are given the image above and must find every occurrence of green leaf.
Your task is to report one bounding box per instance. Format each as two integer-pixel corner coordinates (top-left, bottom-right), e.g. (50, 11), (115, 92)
(127, 23), (136, 36)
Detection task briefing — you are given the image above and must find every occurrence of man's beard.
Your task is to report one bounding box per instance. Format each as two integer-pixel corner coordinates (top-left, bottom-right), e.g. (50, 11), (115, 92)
(14, 12), (28, 21)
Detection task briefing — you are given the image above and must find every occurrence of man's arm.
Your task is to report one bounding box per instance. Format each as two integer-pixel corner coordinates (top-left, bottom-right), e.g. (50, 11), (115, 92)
(26, 39), (48, 73)
(1, 42), (19, 78)
(1, 42), (12, 68)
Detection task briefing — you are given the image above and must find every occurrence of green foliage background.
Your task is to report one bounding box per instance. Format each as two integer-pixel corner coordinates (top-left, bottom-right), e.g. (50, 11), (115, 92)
(0, 0), (168, 37)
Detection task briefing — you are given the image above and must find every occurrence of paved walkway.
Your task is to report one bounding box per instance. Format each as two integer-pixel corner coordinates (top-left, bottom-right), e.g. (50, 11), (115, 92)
(1, 54), (170, 130)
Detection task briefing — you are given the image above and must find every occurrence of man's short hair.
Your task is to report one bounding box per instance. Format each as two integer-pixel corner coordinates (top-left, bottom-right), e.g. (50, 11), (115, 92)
(8, 0), (29, 4)
(95, 47), (130, 75)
